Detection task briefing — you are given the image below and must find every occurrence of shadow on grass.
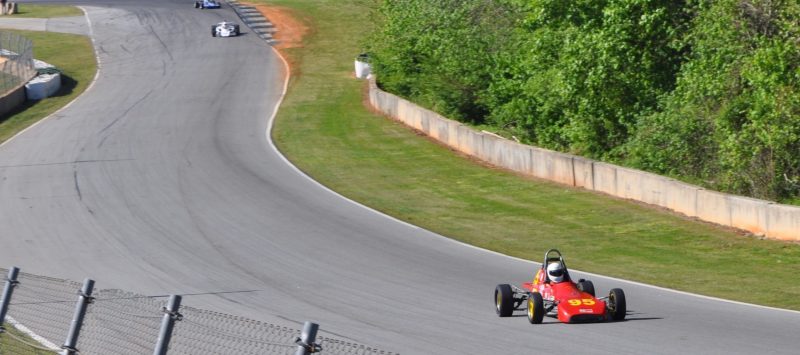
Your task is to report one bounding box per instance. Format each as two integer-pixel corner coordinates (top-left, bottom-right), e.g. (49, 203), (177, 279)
(0, 74), (77, 124)
(51, 73), (78, 97)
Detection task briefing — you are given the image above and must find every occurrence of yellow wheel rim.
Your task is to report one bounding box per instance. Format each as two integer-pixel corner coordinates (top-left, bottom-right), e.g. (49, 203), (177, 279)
(527, 299), (534, 319)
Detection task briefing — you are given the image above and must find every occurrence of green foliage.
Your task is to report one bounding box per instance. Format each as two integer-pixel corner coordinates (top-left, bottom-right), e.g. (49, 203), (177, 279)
(487, 0), (692, 157)
(369, 0), (800, 203)
(367, 0), (521, 122)
(627, 0), (800, 201)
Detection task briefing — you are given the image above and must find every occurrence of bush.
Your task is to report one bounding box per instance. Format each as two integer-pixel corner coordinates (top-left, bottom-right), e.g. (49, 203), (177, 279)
(368, 0), (800, 202)
(627, 0), (800, 201)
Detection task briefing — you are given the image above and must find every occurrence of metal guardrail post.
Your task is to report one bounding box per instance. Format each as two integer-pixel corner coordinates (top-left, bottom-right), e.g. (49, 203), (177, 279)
(0, 266), (20, 333)
(153, 294), (182, 355)
(62, 278), (94, 355)
(294, 321), (320, 355)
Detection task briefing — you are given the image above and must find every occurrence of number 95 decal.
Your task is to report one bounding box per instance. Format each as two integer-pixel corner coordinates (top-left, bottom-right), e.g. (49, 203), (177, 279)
(567, 299), (596, 306)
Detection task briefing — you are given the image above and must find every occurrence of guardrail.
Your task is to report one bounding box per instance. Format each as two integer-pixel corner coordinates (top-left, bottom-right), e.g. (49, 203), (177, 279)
(367, 77), (799, 241)
(0, 267), (396, 355)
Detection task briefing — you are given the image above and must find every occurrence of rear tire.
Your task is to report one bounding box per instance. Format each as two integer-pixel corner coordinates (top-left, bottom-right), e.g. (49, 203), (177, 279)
(527, 292), (544, 324)
(494, 284), (514, 317)
(233, 25), (240, 36)
(608, 288), (626, 321)
(577, 280), (595, 297)
(194, 2), (199, 8)
(211, 26), (217, 37)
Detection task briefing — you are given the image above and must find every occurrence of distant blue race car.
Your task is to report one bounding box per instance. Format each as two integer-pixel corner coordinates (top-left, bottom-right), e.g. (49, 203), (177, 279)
(195, 0), (221, 9)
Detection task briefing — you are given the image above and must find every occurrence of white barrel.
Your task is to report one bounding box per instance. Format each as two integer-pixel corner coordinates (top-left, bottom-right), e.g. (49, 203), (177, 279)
(354, 60), (371, 79)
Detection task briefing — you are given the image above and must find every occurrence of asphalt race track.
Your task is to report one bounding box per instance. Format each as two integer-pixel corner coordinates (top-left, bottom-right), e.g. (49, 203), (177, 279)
(1, 1), (799, 353)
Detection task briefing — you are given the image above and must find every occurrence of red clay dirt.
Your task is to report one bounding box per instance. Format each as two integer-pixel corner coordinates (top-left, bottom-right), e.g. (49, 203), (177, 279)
(244, 3), (310, 76)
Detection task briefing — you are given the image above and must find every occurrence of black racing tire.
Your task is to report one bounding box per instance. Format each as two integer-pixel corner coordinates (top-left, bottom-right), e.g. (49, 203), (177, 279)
(494, 284), (514, 317)
(527, 292), (544, 324)
(211, 26), (217, 37)
(233, 25), (240, 36)
(608, 288), (626, 321)
(576, 280), (596, 297)
(194, 2), (199, 8)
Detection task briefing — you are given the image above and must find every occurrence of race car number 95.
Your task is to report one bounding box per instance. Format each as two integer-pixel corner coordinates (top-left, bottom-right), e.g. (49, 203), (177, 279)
(568, 299), (596, 306)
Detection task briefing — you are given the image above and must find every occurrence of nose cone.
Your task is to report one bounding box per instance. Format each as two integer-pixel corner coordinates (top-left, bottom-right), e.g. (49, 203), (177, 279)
(557, 296), (608, 323)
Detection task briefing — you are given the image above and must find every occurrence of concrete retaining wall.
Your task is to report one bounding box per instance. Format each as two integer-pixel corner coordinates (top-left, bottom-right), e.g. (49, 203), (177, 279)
(0, 82), (26, 117)
(367, 78), (800, 241)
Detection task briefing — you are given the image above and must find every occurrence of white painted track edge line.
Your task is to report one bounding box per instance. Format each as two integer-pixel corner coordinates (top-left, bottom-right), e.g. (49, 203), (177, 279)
(5, 316), (61, 350)
(0, 7), (101, 150)
(263, 44), (420, 231)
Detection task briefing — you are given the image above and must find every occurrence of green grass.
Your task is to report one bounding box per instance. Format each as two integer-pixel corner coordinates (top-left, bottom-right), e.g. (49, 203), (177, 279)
(0, 30), (95, 143)
(258, 0), (800, 310)
(9, 4), (83, 18)
(0, 326), (56, 354)
(781, 196), (800, 206)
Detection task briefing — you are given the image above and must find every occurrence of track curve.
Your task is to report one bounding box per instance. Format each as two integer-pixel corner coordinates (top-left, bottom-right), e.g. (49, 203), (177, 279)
(1, 1), (799, 353)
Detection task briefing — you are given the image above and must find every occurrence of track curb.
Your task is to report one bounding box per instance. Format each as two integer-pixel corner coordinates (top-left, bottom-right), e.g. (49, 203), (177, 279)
(225, 0), (277, 45)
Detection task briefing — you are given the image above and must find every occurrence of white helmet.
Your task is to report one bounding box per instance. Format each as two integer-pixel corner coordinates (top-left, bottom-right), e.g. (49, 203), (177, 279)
(547, 262), (565, 283)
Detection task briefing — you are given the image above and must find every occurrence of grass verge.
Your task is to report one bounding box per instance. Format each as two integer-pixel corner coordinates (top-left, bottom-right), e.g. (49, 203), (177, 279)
(0, 326), (56, 354)
(0, 30), (95, 144)
(264, 0), (800, 310)
(8, 4), (83, 18)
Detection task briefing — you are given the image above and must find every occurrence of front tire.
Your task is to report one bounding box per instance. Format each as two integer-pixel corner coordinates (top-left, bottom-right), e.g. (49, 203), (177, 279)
(577, 280), (595, 297)
(494, 284), (514, 317)
(211, 26), (217, 37)
(527, 292), (544, 324)
(608, 288), (626, 321)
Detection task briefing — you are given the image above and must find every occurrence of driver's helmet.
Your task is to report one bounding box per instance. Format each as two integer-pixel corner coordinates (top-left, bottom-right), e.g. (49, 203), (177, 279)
(547, 262), (566, 283)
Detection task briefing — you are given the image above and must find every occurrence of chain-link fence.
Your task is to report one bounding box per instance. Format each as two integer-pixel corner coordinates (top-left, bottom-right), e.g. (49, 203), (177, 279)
(0, 268), (397, 355)
(0, 31), (36, 95)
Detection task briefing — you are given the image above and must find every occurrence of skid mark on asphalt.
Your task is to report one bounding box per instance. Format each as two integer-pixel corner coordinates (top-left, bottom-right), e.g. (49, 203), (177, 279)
(147, 24), (174, 62)
(98, 90), (153, 135)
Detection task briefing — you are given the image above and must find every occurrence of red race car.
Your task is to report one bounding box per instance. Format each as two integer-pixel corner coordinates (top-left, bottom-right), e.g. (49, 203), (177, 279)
(494, 249), (626, 323)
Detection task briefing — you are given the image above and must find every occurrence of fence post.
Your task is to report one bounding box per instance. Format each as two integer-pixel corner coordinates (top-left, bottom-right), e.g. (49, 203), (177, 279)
(153, 294), (182, 355)
(0, 267), (20, 333)
(61, 278), (94, 355)
(294, 321), (320, 355)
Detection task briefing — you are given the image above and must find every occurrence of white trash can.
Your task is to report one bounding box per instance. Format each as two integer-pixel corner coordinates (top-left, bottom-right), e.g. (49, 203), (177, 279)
(354, 53), (371, 79)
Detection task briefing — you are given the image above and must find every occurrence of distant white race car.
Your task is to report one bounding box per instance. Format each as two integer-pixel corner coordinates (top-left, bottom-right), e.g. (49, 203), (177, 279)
(212, 21), (240, 37)
(195, 0), (221, 9)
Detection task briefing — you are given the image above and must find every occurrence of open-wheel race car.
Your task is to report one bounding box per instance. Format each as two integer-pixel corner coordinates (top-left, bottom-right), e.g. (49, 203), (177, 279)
(494, 249), (626, 324)
(212, 21), (240, 37)
(195, 0), (221, 9)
